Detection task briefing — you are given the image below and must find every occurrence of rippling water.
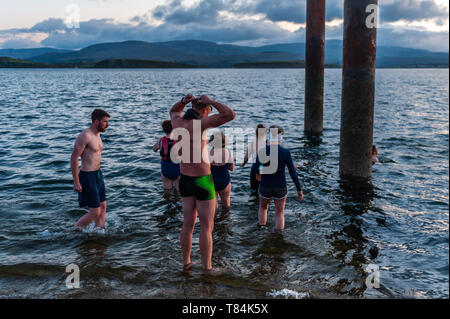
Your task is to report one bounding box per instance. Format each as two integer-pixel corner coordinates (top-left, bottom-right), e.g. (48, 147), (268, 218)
(0, 69), (448, 299)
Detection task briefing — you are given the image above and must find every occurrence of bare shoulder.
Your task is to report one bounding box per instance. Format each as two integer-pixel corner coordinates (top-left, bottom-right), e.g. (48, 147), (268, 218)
(173, 117), (192, 132)
(75, 129), (92, 147)
(170, 112), (182, 126)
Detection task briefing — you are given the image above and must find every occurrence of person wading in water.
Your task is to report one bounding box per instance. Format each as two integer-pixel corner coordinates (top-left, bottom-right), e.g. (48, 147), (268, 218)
(170, 94), (236, 273)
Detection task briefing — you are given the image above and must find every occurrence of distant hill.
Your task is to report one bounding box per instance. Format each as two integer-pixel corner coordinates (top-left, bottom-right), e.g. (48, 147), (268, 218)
(28, 41), (303, 68)
(0, 48), (72, 60)
(233, 60), (306, 68)
(1, 40), (448, 68)
(94, 59), (200, 68)
(249, 40), (449, 67)
(233, 60), (342, 68)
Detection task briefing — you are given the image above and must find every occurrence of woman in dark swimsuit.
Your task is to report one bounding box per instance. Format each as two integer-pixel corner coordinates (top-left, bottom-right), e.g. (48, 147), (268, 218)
(153, 120), (181, 194)
(208, 131), (234, 211)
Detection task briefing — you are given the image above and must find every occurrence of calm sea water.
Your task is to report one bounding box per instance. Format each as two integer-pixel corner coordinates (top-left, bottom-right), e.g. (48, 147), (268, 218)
(0, 69), (448, 299)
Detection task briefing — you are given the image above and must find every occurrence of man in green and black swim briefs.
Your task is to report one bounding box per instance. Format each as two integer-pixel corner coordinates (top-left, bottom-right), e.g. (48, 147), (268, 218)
(170, 94), (236, 273)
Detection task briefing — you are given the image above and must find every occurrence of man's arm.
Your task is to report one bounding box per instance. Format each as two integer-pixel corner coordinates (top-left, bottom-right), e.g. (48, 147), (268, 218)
(170, 94), (195, 123)
(70, 133), (88, 192)
(240, 142), (252, 167)
(198, 95), (236, 129)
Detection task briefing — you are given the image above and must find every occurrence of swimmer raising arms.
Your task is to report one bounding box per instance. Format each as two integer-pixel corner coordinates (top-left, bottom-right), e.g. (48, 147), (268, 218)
(170, 94), (235, 273)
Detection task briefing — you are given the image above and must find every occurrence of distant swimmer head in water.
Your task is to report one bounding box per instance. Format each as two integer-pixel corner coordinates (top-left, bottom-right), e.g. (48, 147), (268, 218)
(91, 109), (110, 133)
(183, 98), (213, 120)
(372, 145), (379, 164)
(268, 125), (284, 144)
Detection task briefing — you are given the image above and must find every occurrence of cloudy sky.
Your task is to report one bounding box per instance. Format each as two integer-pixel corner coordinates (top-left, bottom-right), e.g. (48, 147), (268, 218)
(0, 0), (448, 51)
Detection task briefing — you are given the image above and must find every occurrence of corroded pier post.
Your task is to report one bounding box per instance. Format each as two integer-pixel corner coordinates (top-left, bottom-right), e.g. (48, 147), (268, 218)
(305, 0), (326, 135)
(339, 0), (378, 179)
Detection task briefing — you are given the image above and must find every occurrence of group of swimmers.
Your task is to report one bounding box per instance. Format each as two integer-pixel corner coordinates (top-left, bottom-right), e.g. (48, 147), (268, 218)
(70, 96), (304, 273)
(153, 119), (304, 228)
(71, 94), (379, 274)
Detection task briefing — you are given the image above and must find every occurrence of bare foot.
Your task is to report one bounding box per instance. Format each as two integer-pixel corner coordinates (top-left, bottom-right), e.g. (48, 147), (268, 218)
(183, 263), (193, 272)
(72, 226), (83, 233)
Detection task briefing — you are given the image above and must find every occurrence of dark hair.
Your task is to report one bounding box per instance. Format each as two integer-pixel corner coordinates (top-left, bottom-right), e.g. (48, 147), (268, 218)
(91, 109), (110, 123)
(269, 125), (284, 135)
(192, 98), (212, 111)
(162, 120), (172, 134)
(372, 145), (377, 154)
(256, 124), (266, 137)
(208, 131), (226, 148)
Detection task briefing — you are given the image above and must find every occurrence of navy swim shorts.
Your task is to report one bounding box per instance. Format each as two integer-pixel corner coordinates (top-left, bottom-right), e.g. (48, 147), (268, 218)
(258, 186), (288, 200)
(78, 170), (106, 208)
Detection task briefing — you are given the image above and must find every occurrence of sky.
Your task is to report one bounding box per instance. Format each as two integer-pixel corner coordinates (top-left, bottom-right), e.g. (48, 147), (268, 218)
(0, 0), (448, 51)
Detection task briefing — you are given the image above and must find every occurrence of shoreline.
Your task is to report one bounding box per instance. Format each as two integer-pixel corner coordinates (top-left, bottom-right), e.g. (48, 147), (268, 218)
(0, 67), (448, 69)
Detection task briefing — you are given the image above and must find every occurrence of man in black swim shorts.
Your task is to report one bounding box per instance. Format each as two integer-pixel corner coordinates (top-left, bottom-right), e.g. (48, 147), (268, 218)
(170, 94), (235, 273)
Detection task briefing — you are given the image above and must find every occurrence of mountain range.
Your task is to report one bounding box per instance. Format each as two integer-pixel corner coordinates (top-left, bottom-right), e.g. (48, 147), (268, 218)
(0, 40), (448, 68)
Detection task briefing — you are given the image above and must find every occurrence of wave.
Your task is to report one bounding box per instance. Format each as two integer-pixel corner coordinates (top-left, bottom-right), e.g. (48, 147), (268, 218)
(267, 288), (309, 299)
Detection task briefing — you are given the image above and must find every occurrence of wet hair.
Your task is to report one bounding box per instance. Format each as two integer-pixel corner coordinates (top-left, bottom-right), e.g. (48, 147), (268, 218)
(269, 125), (285, 135)
(162, 120), (172, 134)
(192, 98), (212, 111)
(208, 131), (226, 148)
(91, 109), (110, 123)
(256, 124), (266, 137)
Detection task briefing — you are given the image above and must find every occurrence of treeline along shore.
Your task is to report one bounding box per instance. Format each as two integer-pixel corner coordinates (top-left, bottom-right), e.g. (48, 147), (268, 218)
(2, 57), (446, 69)
(0, 40), (448, 69)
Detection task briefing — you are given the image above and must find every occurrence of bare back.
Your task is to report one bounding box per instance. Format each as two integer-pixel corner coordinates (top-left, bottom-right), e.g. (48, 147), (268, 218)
(170, 95), (236, 177)
(171, 119), (211, 176)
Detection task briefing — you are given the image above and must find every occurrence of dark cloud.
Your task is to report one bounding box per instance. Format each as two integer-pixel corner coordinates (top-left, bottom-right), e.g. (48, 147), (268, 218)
(153, 0), (226, 26)
(379, 0), (448, 23)
(29, 18), (67, 33)
(40, 19), (155, 49)
(150, 0), (448, 25)
(238, 0), (342, 23)
(31, 16), (292, 49)
(0, 0), (448, 51)
(377, 27), (449, 52)
(245, 0), (307, 23)
(0, 38), (42, 49)
(326, 0), (344, 21)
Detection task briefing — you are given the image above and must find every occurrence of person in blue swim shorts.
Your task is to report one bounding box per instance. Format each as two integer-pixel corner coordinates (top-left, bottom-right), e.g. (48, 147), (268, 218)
(70, 109), (110, 230)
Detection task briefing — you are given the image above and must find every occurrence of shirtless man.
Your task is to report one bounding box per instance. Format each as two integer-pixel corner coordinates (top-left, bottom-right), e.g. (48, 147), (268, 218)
(71, 109), (110, 229)
(170, 94), (235, 273)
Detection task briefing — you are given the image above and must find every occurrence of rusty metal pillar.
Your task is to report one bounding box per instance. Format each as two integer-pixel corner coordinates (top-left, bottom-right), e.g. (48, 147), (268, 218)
(305, 0), (326, 135)
(339, 0), (378, 179)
